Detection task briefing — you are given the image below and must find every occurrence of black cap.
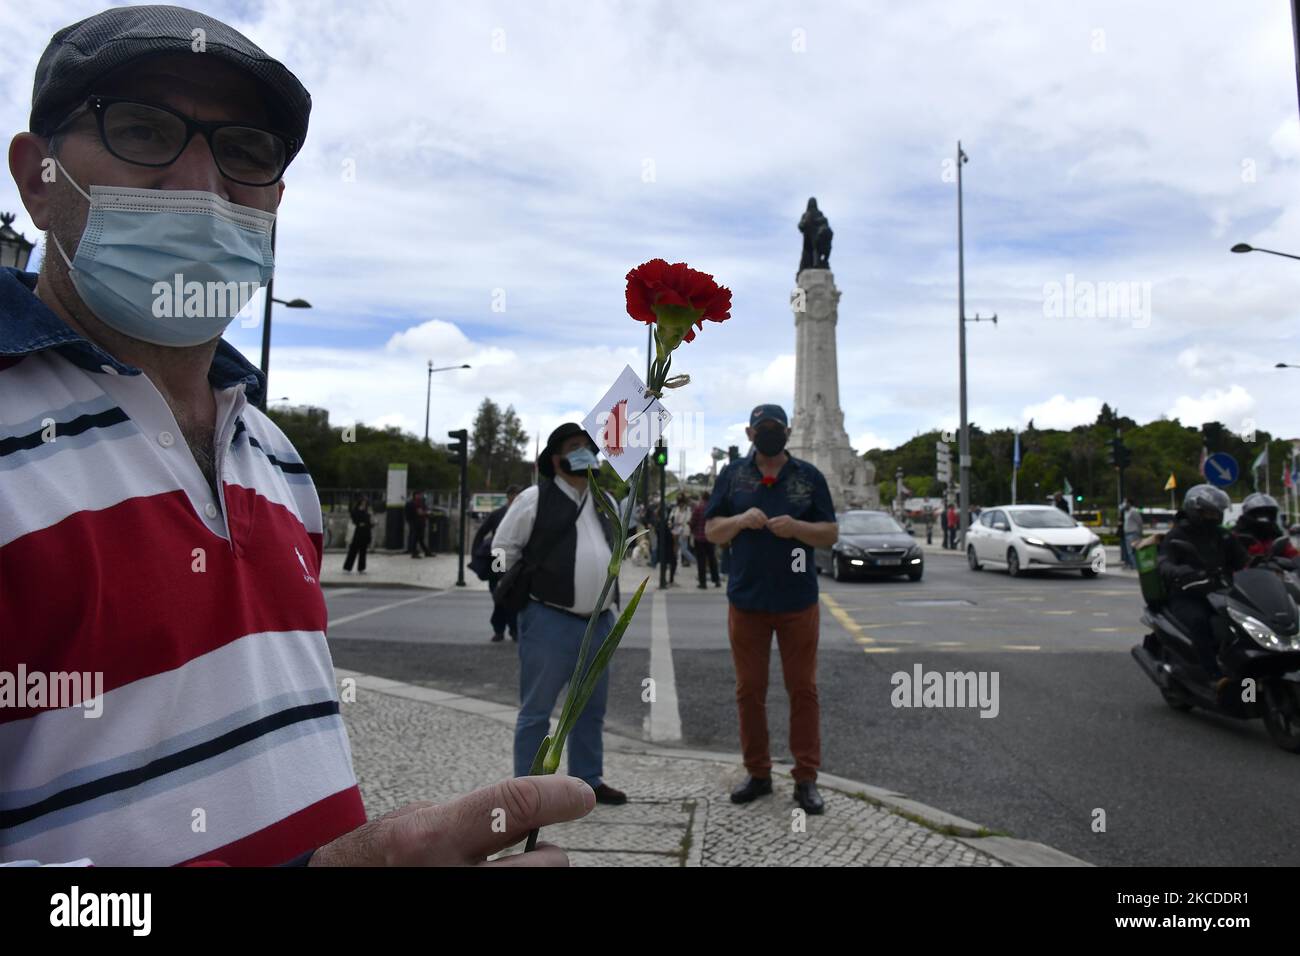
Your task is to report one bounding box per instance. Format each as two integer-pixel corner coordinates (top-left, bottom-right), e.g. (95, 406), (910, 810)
(538, 422), (598, 479)
(31, 5), (311, 161)
(749, 403), (788, 428)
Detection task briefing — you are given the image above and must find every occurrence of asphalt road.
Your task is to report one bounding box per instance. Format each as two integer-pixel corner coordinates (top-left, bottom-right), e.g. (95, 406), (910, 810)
(324, 551), (1300, 867)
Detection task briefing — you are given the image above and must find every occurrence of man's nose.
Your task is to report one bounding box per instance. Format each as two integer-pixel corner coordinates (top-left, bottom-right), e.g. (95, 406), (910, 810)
(155, 132), (228, 198)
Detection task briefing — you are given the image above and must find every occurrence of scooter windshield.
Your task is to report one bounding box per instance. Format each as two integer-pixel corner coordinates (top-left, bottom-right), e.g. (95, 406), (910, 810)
(1232, 567), (1300, 637)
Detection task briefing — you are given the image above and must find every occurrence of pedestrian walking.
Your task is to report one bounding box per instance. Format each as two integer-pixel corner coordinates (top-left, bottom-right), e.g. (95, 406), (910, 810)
(945, 503), (958, 550)
(673, 494), (694, 568)
(925, 507), (934, 545)
(692, 490), (721, 587)
(406, 491), (430, 558)
(1123, 498), (1143, 569)
(343, 495), (373, 573)
(704, 404), (838, 815)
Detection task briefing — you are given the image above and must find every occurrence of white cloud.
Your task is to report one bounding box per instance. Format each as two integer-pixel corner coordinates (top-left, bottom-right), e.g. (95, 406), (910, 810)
(1167, 385), (1256, 428)
(1020, 395), (1103, 430)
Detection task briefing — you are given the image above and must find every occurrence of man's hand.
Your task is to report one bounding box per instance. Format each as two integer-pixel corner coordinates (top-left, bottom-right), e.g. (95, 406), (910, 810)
(740, 507), (768, 531)
(309, 775), (595, 867)
(766, 514), (800, 538)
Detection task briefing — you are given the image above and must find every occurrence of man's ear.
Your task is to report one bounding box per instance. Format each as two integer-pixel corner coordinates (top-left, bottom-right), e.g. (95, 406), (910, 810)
(9, 133), (57, 231)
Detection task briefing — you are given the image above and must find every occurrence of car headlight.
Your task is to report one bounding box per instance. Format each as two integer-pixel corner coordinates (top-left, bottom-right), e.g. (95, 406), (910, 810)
(1227, 606), (1300, 651)
(839, 544), (863, 557)
(1087, 534), (1101, 547)
(1022, 536), (1048, 548)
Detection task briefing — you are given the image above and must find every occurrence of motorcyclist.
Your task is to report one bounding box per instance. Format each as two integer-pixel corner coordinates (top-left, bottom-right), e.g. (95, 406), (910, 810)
(1232, 492), (1298, 564)
(1157, 484), (1249, 678)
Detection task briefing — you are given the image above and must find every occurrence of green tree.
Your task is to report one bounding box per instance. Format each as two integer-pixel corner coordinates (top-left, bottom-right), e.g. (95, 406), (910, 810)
(470, 398), (503, 485)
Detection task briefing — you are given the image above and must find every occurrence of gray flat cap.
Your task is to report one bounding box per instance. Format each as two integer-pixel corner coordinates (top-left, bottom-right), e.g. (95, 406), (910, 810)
(31, 4), (311, 162)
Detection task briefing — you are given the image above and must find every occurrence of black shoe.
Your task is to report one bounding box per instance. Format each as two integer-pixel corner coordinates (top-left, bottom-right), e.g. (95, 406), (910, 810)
(593, 784), (627, 805)
(509, 631), (518, 642)
(730, 775), (772, 804)
(697, 583), (707, 589)
(490, 632), (504, 643)
(794, 781), (825, 815)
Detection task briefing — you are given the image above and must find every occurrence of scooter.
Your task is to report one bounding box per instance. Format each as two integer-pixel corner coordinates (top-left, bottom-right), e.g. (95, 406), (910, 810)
(1132, 538), (1300, 752)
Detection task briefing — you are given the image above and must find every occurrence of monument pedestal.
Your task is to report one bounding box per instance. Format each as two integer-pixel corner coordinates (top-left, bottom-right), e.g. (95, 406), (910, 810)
(787, 269), (879, 512)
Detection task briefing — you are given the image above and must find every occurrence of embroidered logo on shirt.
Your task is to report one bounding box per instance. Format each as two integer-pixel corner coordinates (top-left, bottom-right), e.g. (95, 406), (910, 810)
(295, 546), (316, 584)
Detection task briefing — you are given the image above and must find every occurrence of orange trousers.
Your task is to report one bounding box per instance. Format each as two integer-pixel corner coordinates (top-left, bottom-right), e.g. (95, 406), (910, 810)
(727, 601), (821, 783)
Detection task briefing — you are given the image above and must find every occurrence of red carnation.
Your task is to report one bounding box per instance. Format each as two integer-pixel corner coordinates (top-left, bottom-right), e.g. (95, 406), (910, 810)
(760, 476), (776, 487)
(625, 258), (731, 355)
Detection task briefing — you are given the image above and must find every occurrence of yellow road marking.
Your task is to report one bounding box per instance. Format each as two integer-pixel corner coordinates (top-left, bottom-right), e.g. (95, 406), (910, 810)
(935, 641), (965, 647)
(1002, 644), (1041, 651)
(1043, 610), (1075, 615)
(862, 647), (900, 654)
(1090, 627), (1120, 632)
(820, 592), (873, 644)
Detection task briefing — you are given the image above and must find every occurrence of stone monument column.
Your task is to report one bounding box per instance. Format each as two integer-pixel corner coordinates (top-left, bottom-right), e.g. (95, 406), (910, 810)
(786, 214), (879, 512)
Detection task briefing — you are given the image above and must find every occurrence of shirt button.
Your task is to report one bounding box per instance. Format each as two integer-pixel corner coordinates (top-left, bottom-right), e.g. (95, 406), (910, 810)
(158, 431), (175, 448)
(204, 503), (219, 519)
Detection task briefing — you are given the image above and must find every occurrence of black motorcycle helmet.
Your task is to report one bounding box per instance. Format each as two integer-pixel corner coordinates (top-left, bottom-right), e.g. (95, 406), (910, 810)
(1183, 484), (1231, 525)
(1241, 492), (1281, 537)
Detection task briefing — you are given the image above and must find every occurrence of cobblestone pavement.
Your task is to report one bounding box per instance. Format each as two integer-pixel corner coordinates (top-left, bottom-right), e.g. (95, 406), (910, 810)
(338, 669), (1009, 867)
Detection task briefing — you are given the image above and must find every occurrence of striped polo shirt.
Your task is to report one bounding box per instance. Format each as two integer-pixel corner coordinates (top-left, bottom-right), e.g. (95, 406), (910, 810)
(0, 268), (365, 866)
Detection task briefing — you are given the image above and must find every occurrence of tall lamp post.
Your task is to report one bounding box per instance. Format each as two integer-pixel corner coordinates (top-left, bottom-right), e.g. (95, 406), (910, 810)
(955, 142), (997, 550)
(424, 360), (472, 444)
(0, 213), (35, 271)
(257, 224), (313, 410)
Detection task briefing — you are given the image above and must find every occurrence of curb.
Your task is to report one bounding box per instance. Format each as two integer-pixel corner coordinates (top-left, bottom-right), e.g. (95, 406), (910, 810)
(334, 668), (1093, 868)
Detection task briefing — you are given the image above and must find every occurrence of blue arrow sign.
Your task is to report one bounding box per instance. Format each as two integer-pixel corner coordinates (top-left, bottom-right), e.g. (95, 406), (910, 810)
(1204, 452), (1238, 488)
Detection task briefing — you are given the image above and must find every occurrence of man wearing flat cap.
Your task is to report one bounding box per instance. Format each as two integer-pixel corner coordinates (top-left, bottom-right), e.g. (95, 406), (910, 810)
(492, 422), (629, 805)
(1, 5), (591, 867)
(705, 404), (838, 815)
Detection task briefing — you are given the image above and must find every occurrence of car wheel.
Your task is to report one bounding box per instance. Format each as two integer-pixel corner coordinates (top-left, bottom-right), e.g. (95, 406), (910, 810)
(907, 567), (923, 582)
(832, 555), (843, 582)
(967, 546), (982, 571)
(1006, 548), (1021, 577)
(1081, 568), (1098, 579)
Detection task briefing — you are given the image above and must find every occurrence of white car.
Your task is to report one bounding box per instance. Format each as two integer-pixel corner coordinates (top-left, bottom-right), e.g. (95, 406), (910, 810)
(965, 505), (1104, 578)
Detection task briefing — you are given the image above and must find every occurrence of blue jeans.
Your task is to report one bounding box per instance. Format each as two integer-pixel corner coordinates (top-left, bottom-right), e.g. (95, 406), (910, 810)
(1124, 532), (1140, 567)
(513, 600), (613, 786)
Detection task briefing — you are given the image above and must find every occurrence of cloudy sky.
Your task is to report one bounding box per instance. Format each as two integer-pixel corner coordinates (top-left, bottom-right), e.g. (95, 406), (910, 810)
(3, 0), (1299, 477)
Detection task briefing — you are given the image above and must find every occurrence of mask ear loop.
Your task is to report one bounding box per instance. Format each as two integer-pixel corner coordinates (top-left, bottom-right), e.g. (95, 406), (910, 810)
(48, 158), (94, 269)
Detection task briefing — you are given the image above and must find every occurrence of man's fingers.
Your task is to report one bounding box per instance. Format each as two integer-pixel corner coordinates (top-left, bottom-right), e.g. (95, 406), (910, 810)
(423, 775), (595, 862)
(482, 842), (570, 867)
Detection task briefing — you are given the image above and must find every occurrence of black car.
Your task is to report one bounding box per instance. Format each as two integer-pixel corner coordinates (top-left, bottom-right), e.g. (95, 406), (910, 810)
(816, 510), (924, 581)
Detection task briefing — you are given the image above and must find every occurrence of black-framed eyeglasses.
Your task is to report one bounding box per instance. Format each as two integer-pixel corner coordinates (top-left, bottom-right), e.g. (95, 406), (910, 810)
(66, 95), (294, 187)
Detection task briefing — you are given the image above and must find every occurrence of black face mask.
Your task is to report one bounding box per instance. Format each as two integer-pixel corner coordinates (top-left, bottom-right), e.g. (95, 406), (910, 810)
(753, 428), (787, 457)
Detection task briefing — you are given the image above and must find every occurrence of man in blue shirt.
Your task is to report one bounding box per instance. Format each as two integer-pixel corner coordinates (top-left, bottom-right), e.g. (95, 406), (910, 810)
(705, 404), (837, 814)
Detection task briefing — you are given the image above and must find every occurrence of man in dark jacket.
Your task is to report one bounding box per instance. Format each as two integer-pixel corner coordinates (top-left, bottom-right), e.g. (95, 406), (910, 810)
(472, 485), (523, 641)
(343, 495), (373, 573)
(405, 491), (430, 558)
(1158, 484), (1249, 677)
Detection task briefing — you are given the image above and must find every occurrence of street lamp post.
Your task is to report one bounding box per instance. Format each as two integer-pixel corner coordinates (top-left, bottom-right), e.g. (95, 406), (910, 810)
(0, 213), (35, 271)
(424, 361), (472, 444)
(256, 225), (313, 410)
(956, 141), (997, 551)
(1231, 243), (1300, 261)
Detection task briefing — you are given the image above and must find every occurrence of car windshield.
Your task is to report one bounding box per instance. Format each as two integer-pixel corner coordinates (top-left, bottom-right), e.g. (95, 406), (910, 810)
(840, 514), (904, 534)
(1009, 509), (1077, 529)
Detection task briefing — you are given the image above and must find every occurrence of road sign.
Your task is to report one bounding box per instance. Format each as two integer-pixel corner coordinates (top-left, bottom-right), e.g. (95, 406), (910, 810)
(936, 441), (950, 455)
(1204, 452), (1239, 488)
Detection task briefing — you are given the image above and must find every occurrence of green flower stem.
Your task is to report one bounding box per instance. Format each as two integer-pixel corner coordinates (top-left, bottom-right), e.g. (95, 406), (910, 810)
(524, 354), (668, 853)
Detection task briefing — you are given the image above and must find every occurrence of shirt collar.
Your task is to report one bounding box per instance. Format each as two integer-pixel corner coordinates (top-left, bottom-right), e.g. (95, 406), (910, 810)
(0, 267), (265, 404)
(745, 447), (796, 479)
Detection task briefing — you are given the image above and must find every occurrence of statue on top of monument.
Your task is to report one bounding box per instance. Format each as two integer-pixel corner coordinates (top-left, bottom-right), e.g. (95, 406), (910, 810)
(798, 197), (833, 272)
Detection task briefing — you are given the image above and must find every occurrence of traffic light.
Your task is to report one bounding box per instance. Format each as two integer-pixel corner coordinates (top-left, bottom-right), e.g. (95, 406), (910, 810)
(654, 439), (668, 468)
(1075, 494), (1084, 502)
(447, 429), (468, 467)
(1109, 436), (1132, 469)
(727, 445), (739, 462)
(1117, 445), (1133, 469)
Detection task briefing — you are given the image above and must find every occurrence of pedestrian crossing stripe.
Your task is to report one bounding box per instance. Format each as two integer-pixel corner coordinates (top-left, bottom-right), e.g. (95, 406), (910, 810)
(1002, 644), (1041, 650)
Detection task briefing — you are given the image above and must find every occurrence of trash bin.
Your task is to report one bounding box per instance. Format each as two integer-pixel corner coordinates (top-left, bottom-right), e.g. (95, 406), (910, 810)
(428, 507), (451, 553)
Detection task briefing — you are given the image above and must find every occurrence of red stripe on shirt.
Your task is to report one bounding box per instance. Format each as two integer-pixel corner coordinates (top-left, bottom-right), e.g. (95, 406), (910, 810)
(176, 785), (367, 866)
(0, 484), (327, 723)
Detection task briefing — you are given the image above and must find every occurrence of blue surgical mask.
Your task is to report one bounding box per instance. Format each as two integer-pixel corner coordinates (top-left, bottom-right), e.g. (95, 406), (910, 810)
(561, 447), (599, 474)
(50, 160), (276, 347)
